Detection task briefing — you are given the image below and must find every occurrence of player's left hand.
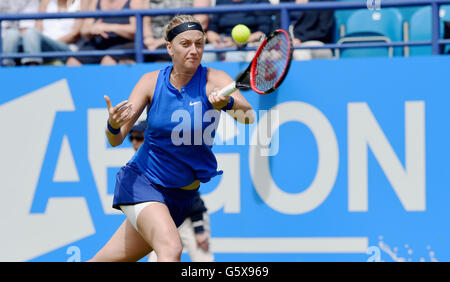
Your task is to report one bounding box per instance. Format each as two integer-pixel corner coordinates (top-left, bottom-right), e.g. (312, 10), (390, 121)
(208, 88), (230, 111)
(104, 95), (134, 129)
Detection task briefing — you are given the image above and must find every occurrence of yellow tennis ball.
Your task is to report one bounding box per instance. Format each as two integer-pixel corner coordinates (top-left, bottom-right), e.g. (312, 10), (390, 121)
(231, 24), (251, 44)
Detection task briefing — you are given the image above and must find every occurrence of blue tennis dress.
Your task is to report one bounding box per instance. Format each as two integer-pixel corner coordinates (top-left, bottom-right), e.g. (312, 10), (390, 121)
(112, 64), (222, 227)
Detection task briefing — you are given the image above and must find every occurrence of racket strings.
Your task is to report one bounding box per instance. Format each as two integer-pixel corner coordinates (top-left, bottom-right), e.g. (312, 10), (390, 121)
(254, 33), (290, 92)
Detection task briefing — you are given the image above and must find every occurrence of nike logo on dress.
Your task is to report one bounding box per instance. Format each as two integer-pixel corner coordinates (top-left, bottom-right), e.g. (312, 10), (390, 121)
(190, 101), (200, 106)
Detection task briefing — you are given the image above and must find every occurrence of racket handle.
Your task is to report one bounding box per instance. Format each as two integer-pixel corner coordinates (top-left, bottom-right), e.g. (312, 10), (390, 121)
(213, 81), (237, 97)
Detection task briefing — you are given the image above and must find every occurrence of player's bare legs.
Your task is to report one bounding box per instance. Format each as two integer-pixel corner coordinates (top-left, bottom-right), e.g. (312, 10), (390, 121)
(89, 219), (152, 262)
(136, 202), (183, 262)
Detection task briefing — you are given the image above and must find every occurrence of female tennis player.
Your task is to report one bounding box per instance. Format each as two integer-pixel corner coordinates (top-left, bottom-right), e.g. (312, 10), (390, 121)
(89, 15), (254, 262)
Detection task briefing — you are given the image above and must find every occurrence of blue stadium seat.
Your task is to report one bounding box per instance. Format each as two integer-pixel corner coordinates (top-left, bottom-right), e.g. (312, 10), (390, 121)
(400, 6), (421, 23)
(409, 6), (432, 56)
(409, 5), (450, 56)
(335, 10), (354, 39)
(336, 8), (404, 58)
(335, 0), (415, 39)
(334, 0), (364, 38)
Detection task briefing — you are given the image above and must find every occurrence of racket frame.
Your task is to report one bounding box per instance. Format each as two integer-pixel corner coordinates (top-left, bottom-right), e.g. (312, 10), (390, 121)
(250, 29), (293, 95)
(214, 29), (292, 97)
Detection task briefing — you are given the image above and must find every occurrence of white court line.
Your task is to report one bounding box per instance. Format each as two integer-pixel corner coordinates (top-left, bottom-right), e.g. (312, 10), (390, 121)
(208, 237), (369, 253)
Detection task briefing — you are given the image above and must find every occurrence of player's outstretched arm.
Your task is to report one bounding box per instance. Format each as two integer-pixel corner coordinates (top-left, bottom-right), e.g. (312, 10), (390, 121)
(104, 71), (159, 146)
(207, 68), (255, 124)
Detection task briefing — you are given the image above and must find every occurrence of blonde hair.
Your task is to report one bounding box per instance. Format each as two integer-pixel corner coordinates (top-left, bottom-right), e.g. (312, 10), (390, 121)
(164, 15), (203, 41)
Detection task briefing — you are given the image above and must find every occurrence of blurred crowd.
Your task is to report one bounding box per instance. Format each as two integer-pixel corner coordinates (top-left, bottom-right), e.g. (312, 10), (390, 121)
(0, 0), (335, 66)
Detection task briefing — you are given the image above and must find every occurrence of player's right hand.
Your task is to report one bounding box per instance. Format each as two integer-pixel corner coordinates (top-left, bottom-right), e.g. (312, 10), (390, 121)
(208, 88), (230, 111)
(104, 95), (134, 130)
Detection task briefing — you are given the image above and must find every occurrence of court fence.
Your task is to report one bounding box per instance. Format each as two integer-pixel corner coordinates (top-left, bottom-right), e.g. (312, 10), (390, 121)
(0, 0), (449, 65)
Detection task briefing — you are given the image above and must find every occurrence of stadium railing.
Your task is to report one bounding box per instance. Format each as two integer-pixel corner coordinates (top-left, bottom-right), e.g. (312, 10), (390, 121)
(0, 0), (449, 66)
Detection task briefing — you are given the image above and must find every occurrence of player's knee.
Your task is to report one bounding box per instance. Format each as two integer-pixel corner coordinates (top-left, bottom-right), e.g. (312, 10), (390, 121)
(166, 240), (183, 259)
(156, 239), (182, 261)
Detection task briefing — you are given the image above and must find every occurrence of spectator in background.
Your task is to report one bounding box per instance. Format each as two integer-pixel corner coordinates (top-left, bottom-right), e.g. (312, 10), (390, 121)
(66, 0), (145, 66)
(142, 0), (211, 62)
(20, 0), (87, 66)
(128, 120), (146, 151)
(205, 0), (272, 62)
(1, 0), (41, 66)
(280, 0), (335, 60)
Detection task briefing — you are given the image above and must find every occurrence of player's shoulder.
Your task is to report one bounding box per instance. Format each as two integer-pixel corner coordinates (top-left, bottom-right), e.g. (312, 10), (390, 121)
(206, 67), (233, 88)
(136, 70), (161, 90)
(140, 70), (161, 82)
(206, 67), (228, 78)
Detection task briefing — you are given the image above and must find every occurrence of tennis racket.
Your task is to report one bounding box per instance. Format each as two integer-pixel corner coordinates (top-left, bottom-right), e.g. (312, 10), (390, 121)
(213, 29), (293, 96)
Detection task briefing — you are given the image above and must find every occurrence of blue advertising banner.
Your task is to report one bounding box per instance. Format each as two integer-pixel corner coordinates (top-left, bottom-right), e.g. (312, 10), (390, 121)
(0, 56), (448, 262)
